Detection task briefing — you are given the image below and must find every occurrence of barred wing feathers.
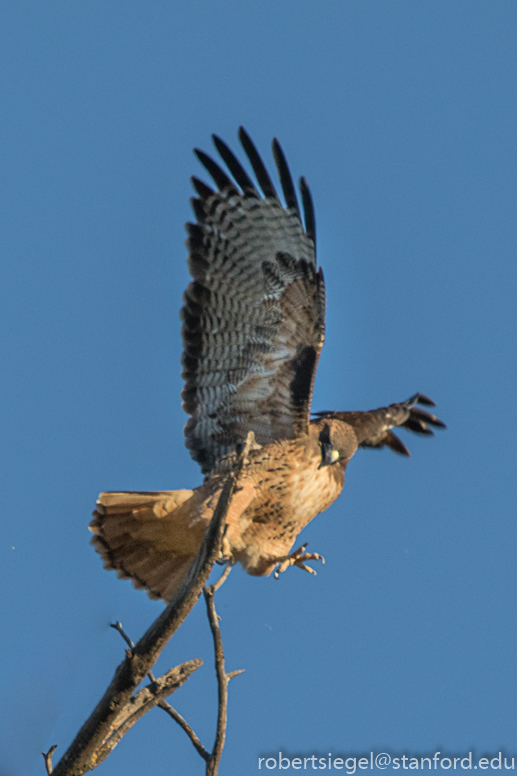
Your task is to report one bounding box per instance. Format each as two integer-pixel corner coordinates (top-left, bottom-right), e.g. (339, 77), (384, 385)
(181, 128), (325, 475)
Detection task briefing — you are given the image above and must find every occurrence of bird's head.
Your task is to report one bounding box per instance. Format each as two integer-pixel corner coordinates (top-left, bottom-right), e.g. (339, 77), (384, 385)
(315, 418), (358, 469)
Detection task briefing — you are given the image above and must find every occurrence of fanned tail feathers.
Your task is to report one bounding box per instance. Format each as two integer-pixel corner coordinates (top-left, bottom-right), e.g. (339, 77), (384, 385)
(89, 490), (206, 601)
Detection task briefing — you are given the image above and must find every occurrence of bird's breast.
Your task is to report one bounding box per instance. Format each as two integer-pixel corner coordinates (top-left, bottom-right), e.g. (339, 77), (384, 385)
(226, 453), (345, 575)
(284, 458), (343, 518)
(231, 448), (342, 536)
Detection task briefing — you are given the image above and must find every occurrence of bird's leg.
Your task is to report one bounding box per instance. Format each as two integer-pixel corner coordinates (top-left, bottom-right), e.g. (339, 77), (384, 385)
(273, 543), (325, 579)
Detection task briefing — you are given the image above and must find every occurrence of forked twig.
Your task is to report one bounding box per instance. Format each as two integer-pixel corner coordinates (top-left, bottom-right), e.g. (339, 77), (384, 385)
(110, 554), (242, 773)
(111, 620), (210, 762)
(93, 660), (202, 766)
(42, 745), (57, 775)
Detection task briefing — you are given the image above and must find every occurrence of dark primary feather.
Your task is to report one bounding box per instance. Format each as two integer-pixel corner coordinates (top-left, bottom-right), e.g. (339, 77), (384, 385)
(212, 134), (258, 196)
(300, 176), (316, 247)
(194, 148), (237, 193)
(191, 176), (214, 200)
(409, 406), (446, 429)
(272, 138), (301, 219)
(182, 130), (323, 475)
(238, 126), (278, 199)
(411, 393), (436, 407)
(190, 196), (206, 223)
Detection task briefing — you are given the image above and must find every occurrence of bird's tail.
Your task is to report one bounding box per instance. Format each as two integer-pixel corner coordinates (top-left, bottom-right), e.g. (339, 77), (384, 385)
(89, 489), (209, 601)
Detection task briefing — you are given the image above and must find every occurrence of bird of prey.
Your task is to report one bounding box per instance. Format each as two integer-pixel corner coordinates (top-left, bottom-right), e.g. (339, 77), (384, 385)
(90, 128), (445, 601)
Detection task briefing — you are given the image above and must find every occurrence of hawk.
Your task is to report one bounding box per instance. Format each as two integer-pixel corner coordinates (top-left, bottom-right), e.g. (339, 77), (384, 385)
(90, 128), (445, 601)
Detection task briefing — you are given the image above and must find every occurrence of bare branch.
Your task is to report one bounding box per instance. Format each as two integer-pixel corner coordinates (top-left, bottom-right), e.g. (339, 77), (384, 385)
(42, 745), (58, 775)
(156, 702), (210, 762)
(94, 660), (202, 766)
(204, 587), (227, 776)
(110, 621), (134, 650)
(210, 558), (235, 594)
(51, 431), (254, 776)
(227, 669), (245, 680)
(203, 565), (245, 776)
(111, 620), (210, 761)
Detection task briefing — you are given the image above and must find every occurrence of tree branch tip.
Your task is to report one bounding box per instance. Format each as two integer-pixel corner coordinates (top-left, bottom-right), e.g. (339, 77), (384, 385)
(227, 669), (245, 680)
(206, 558), (235, 595)
(42, 744), (57, 775)
(110, 620), (136, 651)
(110, 621), (124, 636)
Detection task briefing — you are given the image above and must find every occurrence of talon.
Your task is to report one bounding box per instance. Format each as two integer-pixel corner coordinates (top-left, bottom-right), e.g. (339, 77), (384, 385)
(299, 563), (317, 575)
(272, 544), (325, 579)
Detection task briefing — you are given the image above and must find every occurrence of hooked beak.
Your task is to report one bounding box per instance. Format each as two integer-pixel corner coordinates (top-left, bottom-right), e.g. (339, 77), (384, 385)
(318, 444), (340, 469)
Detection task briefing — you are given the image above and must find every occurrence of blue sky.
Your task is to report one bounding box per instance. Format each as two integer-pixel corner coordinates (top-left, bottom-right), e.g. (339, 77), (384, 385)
(1, 2), (516, 774)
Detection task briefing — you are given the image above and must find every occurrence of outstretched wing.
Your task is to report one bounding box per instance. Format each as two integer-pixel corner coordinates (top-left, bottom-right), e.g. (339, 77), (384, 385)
(181, 128), (325, 476)
(315, 394), (446, 456)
